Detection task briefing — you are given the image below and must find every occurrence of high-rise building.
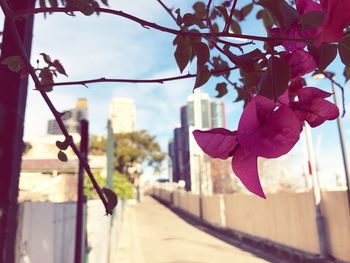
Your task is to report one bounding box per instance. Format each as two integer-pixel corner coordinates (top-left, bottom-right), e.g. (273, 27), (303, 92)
(169, 90), (227, 194)
(47, 98), (88, 135)
(109, 98), (136, 133)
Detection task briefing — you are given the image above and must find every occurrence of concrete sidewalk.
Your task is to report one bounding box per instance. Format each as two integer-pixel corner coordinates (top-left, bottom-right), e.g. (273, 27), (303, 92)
(114, 196), (269, 263)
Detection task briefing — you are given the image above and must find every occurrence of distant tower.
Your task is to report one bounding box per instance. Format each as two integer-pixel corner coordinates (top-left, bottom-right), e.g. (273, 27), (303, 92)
(47, 98), (88, 135)
(109, 98), (136, 133)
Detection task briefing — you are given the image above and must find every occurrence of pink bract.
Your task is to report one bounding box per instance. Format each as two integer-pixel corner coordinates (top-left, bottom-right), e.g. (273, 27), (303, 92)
(231, 146), (266, 198)
(237, 96), (301, 158)
(192, 128), (237, 159)
(317, 0), (350, 44)
(291, 87), (339, 127)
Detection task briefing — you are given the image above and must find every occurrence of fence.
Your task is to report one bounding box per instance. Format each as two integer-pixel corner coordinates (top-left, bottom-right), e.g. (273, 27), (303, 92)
(15, 200), (121, 263)
(150, 186), (350, 262)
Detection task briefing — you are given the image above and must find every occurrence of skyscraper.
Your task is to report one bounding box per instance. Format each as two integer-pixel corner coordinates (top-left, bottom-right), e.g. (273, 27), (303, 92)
(109, 98), (136, 133)
(169, 90), (226, 194)
(47, 98), (88, 135)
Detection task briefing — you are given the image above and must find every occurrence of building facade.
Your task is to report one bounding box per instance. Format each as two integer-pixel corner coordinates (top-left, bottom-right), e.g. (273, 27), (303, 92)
(169, 90), (229, 194)
(47, 98), (88, 135)
(109, 98), (136, 133)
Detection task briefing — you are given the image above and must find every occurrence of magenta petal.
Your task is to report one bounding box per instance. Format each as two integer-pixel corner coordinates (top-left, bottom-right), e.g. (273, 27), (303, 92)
(298, 87), (332, 100)
(232, 146), (265, 198)
(237, 96), (301, 158)
(284, 49), (317, 78)
(292, 87), (339, 127)
(192, 128), (237, 159)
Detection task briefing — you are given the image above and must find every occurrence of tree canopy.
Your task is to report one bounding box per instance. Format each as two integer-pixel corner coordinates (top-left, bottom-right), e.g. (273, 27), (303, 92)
(89, 130), (165, 182)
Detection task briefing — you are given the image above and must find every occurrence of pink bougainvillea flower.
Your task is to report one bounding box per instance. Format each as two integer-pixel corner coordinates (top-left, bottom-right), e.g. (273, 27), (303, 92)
(231, 146), (265, 198)
(316, 0), (350, 44)
(192, 128), (237, 159)
(237, 95), (301, 158)
(268, 0), (323, 51)
(283, 49), (317, 79)
(291, 87), (339, 127)
(192, 128), (265, 198)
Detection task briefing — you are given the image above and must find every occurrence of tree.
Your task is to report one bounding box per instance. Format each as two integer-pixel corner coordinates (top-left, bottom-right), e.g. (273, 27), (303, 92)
(114, 131), (165, 181)
(1, 0), (350, 259)
(84, 171), (135, 201)
(89, 130), (165, 183)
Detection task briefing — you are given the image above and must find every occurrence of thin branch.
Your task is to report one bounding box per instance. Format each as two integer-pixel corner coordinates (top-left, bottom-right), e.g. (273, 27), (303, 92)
(156, 0), (176, 22)
(14, 7), (314, 44)
(224, 0), (238, 32)
(0, 0), (111, 214)
(45, 66), (238, 88)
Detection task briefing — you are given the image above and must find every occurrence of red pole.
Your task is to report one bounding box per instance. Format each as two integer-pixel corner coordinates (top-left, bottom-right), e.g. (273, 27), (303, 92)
(0, 0), (35, 262)
(75, 120), (88, 263)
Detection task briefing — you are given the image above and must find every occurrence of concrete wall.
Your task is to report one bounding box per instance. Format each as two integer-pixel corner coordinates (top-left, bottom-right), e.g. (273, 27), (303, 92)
(151, 187), (350, 262)
(321, 190), (350, 262)
(224, 192), (320, 254)
(202, 195), (225, 227)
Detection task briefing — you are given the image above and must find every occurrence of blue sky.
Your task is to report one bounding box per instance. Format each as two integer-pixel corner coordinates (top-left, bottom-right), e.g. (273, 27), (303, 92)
(1, 0), (350, 186)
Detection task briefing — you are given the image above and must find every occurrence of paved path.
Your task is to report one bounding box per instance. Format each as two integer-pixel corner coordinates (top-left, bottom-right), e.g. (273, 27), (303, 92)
(114, 196), (269, 263)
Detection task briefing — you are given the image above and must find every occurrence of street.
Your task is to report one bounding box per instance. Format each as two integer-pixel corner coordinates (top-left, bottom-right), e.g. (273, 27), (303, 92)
(114, 196), (270, 263)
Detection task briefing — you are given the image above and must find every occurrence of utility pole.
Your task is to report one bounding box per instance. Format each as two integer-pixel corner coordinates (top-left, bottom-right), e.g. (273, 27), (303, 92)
(304, 124), (328, 257)
(0, 0), (35, 262)
(74, 120), (88, 263)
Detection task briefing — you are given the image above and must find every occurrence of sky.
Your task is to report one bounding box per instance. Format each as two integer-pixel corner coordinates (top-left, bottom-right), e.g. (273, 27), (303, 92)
(1, 0), (350, 187)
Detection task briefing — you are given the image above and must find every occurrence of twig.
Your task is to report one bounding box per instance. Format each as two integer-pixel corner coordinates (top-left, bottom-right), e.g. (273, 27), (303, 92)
(45, 66), (238, 88)
(14, 7), (313, 44)
(224, 0), (238, 32)
(0, 0), (111, 214)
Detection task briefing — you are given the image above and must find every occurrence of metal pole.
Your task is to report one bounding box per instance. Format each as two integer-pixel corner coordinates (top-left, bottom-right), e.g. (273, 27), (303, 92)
(304, 124), (328, 257)
(75, 120), (88, 263)
(331, 80), (350, 209)
(0, 1), (35, 261)
(198, 155), (203, 221)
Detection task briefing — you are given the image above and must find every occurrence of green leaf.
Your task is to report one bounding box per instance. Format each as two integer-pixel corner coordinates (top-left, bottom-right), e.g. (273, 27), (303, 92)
(258, 0), (298, 26)
(173, 36), (192, 73)
(193, 2), (206, 19)
(339, 35), (350, 67)
(240, 3), (253, 19)
(256, 9), (274, 28)
(343, 66), (350, 83)
(100, 0), (108, 6)
(40, 53), (53, 66)
(258, 56), (291, 99)
(300, 11), (325, 30)
(58, 150), (68, 162)
(215, 82), (228, 98)
(215, 6), (229, 24)
(230, 20), (241, 34)
(71, 0), (95, 16)
(308, 43), (337, 71)
(234, 85), (251, 107)
(48, 0), (58, 7)
(56, 135), (73, 150)
(52, 59), (68, 76)
(102, 187), (118, 215)
(175, 9), (183, 26)
(193, 42), (210, 69)
(194, 65), (211, 89)
(182, 13), (207, 28)
(1, 56), (23, 72)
